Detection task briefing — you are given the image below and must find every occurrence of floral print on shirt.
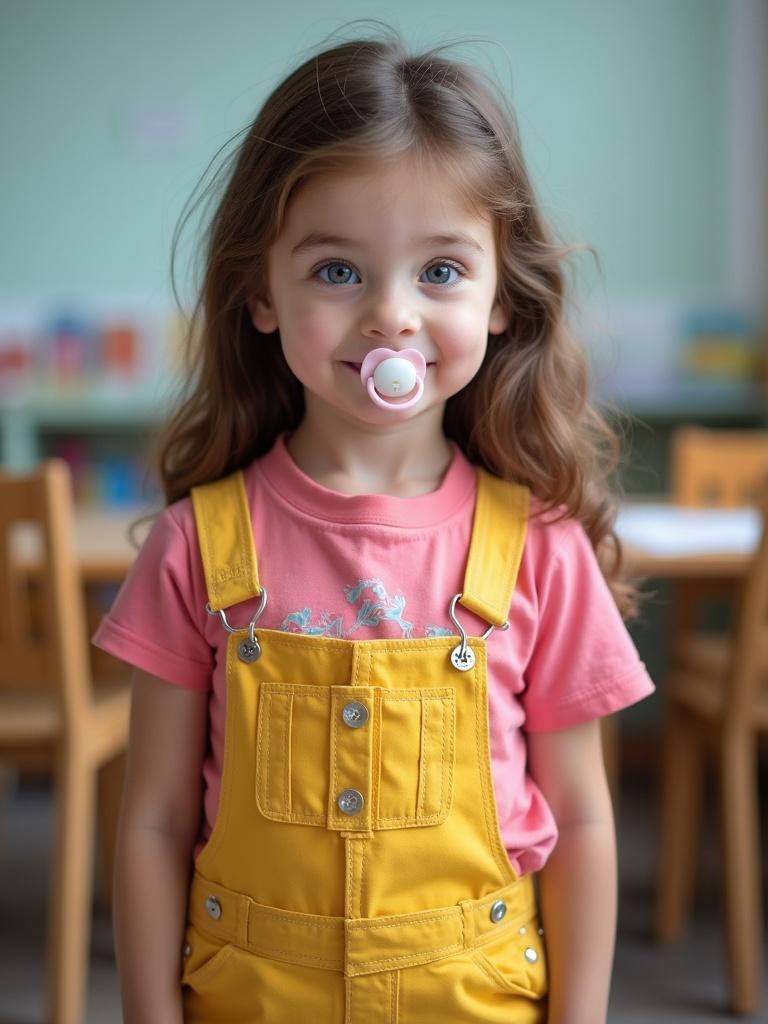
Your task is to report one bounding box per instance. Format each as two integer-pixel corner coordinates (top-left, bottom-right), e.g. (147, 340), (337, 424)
(279, 577), (451, 639)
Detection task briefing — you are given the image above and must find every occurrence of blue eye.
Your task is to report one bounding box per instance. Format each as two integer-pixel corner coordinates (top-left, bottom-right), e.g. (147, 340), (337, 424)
(420, 263), (462, 285)
(316, 262), (360, 286)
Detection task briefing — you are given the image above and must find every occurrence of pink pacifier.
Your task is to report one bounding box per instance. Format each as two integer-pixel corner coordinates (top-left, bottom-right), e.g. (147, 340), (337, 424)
(359, 348), (427, 410)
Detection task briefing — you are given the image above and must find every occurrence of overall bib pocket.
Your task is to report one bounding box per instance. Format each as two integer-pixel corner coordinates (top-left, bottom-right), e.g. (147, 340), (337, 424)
(255, 683), (456, 828)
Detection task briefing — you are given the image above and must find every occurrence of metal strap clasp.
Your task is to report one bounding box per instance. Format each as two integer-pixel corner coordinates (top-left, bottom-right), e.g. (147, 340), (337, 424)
(206, 588), (268, 663)
(448, 592), (509, 672)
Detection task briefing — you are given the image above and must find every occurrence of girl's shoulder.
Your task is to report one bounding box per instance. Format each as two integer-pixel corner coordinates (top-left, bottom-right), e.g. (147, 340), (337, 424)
(146, 458), (265, 546)
(525, 494), (587, 549)
(521, 492), (604, 591)
(136, 492), (195, 560)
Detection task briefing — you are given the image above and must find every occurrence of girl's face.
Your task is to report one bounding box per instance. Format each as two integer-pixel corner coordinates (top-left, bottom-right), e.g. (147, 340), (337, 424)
(249, 157), (509, 432)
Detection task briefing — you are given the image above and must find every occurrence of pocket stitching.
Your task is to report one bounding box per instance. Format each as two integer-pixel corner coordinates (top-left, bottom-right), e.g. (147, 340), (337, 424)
(473, 946), (543, 998)
(472, 927), (546, 1000)
(377, 693), (455, 827)
(182, 943), (235, 989)
(256, 685), (327, 825)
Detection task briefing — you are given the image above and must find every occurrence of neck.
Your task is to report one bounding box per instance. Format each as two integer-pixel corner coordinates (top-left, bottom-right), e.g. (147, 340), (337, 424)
(286, 400), (453, 497)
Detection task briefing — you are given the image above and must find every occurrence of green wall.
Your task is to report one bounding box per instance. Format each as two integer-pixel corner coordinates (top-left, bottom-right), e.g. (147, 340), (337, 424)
(0, 0), (727, 298)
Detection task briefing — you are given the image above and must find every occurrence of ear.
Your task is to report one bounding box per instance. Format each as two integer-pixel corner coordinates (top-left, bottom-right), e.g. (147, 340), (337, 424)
(488, 301), (510, 336)
(247, 293), (279, 334)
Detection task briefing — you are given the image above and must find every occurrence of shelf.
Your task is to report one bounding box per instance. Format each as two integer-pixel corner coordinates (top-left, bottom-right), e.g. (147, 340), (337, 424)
(596, 378), (767, 423)
(0, 383), (174, 469)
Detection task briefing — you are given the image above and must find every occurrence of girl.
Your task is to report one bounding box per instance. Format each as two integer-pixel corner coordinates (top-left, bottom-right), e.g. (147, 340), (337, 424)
(94, 29), (654, 1024)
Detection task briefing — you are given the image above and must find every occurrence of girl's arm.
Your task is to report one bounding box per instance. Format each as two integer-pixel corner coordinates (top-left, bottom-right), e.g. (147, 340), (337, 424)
(527, 718), (617, 1024)
(113, 669), (209, 1024)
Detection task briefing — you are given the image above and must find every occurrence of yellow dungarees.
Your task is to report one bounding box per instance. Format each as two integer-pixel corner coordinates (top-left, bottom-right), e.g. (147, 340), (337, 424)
(181, 467), (548, 1022)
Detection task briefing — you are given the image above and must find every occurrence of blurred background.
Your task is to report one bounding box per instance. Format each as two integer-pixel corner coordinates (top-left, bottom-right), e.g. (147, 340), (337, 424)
(0, 1), (766, 1021)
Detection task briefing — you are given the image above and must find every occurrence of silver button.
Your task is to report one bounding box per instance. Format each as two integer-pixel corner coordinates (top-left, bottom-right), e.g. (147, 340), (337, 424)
(337, 789), (364, 815)
(182, 943), (192, 957)
(450, 644), (476, 672)
(342, 701), (369, 728)
(205, 895), (222, 920)
(490, 900), (507, 923)
(524, 947), (539, 963)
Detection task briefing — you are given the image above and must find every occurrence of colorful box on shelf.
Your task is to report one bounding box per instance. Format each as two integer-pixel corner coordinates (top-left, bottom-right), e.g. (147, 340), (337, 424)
(0, 304), (177, 397)
(680, 307), (761, 382)
(38, 313), (141, 388)
(47, 437), (159, 508)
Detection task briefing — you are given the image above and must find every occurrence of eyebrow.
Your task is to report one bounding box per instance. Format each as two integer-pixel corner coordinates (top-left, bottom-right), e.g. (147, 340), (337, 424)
(290, 231), (486, 257)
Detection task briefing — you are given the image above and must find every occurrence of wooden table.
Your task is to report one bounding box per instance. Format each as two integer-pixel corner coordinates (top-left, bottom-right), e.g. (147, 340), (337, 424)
(13, 505), (153, 584)
(62, 502), (758, 584)
(69, 506), (153, 583)
(622, 544), (752, 580)
(616, 502), (759, 580)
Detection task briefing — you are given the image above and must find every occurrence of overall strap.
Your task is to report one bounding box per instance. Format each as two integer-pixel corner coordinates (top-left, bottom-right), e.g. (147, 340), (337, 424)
(459, 468), (530, 627)
(190, 471), (261, 611)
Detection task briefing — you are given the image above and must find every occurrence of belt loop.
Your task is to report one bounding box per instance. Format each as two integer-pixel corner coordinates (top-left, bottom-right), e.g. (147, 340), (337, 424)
(459, 899), (475, 951)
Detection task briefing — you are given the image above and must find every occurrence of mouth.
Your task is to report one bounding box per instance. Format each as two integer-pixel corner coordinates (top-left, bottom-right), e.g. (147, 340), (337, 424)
(342, 361), (434, 373)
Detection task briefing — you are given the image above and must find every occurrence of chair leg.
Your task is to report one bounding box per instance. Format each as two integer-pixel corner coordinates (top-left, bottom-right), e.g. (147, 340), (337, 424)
(653, 706), (704, 942)
(47, 743), (97, 1024)
(718, 728), (764, 1015)
(96, 752), (126, 912)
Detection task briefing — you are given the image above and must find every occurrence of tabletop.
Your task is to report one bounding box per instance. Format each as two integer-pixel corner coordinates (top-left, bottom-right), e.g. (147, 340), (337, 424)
(615, 502), (759, 579)
(13, 501), (761, 584)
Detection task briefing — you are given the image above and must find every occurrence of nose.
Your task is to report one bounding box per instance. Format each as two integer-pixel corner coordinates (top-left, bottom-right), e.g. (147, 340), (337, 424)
(358, 285), (421, 341)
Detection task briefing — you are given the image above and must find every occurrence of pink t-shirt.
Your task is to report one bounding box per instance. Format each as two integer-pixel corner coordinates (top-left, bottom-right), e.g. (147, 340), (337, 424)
(93, 434), (654, 874)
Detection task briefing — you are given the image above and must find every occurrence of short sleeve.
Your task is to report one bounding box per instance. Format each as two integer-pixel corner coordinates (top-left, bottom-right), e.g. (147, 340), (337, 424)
(92, 503), (214, 690)
(521, 519), (654, 731)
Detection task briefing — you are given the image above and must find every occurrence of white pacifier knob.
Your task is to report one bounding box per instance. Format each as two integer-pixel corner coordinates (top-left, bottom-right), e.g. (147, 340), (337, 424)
(359, 348), (427, 410)
(374, 357), (417, 398)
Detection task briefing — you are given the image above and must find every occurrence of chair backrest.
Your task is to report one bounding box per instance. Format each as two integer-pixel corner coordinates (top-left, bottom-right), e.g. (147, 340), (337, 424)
(671, 427), (768, 507)
(728, 477), (768, 720)
(0, 459), (91, 720)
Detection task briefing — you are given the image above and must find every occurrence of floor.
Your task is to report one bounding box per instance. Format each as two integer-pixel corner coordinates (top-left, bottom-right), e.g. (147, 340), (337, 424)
(0, 772), (765, 1023)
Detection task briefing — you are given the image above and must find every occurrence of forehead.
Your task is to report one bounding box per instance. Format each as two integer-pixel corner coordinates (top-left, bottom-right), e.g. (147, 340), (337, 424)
(280, 156), (494, 242)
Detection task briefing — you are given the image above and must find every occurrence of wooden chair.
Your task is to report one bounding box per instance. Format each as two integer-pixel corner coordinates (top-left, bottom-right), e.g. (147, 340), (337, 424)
(667, 427), (768, 639)
(0, 460), (131, 1024)
(671, 426), (768, 507)
(654, 465), (768, 1014)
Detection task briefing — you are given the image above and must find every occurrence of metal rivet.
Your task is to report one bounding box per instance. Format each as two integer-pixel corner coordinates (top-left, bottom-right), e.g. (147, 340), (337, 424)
(204, 895), (222, 920)
(182, 943), (192, 957)
(524, 947), (538, 963)
(337, 789), (364, 816)
(537, 927), (544, 936)
(238, 637), (261, 663)
(518, 926), (527, 935)
(490, 900), (507, 923)
(342, 702), (369, 729)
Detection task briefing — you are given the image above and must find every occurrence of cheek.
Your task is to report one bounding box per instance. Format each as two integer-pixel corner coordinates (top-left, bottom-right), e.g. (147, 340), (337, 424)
(278, 302), (344, 383)
(437, 305), (490, 355)
(288, 302), (343, 352)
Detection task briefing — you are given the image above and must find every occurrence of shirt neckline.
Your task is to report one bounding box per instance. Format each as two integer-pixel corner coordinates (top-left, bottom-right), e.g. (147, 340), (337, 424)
(253, 433), (476, 528)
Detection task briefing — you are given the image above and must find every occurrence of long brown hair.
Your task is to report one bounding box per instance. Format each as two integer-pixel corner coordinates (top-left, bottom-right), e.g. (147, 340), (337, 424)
(158, 27), (639, 617)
